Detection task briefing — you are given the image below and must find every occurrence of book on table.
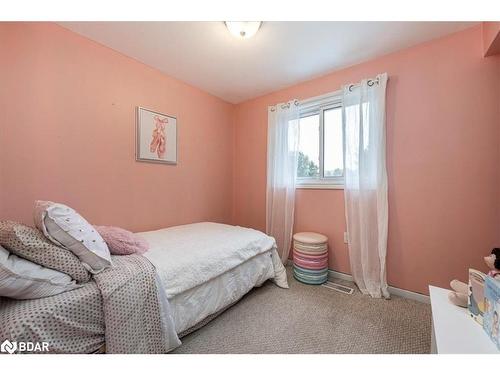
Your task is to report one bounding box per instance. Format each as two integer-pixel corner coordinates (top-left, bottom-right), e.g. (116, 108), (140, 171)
(483, 276), (500, 350)
(468, 269), (486, 325)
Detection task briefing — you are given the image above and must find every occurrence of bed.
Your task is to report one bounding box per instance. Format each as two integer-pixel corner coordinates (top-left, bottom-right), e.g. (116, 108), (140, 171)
(0, 222), (287, 353)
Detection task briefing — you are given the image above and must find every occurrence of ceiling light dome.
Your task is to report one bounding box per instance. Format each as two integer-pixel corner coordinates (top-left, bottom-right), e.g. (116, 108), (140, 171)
(225, 21), (262, 39)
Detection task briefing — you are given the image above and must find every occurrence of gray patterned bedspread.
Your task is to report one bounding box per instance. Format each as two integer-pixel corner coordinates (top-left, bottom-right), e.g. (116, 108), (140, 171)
(0, 255), (180, 354)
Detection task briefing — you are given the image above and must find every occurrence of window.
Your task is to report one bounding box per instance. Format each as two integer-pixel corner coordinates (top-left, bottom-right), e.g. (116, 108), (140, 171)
(296, 93), (344, 188)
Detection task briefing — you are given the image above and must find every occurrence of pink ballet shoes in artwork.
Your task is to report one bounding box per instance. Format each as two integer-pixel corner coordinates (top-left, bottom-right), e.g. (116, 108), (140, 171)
(149, 115), (168, 159)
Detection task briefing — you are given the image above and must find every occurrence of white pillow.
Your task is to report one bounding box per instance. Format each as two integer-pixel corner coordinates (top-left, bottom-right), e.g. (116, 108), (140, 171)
(34, 201), (112, 274)
(0, 245), (81, 299)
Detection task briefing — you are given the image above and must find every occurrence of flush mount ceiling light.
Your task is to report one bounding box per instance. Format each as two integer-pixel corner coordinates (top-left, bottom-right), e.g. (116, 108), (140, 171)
(224, 21), (262, 39)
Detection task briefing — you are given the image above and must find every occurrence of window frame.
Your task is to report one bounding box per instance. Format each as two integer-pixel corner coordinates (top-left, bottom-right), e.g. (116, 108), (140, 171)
(296, 92), (344, 190)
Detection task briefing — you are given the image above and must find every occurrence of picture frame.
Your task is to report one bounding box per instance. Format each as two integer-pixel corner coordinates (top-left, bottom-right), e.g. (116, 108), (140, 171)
(136, 106), (177, 164)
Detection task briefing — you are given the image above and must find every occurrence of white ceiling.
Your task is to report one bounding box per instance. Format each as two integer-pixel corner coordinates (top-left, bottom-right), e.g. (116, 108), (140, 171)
(59, 22), (475, 104)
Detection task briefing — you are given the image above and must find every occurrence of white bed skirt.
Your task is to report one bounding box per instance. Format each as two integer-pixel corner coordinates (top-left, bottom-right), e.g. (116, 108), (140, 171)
(169, 251), (275, 334)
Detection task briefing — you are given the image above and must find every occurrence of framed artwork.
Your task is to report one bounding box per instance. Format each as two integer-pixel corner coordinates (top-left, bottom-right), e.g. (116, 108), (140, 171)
(136, 106), (177, 164)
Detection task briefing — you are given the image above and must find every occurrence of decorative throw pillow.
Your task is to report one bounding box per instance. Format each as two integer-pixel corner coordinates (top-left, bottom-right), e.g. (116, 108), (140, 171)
(0, 221), (91, 283)
(33, 201), (112, 274)
(0, 245), (81, 299)
(94, 226), (149, 255)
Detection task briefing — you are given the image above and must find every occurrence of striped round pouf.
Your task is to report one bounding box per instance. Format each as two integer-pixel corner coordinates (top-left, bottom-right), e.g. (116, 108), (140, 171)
(292, 232), (328, 285)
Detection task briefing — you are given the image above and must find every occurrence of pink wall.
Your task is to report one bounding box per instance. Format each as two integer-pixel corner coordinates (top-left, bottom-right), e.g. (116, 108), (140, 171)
(0, 22), (234, 231)
(233, 25), (500, 294)
(1, 23), (499, 295)
(482, 22), (500, 56)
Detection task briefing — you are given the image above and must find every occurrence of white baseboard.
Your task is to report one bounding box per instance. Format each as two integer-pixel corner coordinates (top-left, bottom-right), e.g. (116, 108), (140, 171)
(287, 260), (430, 304)
(387, 285), (430, 304)
(327, 269), (353, 282)
(326, 270), (430, 304)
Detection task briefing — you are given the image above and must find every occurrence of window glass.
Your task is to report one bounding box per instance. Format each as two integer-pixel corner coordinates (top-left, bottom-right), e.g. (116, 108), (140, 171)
(297, 114), (320, 178)
(323, 107), (344, 177)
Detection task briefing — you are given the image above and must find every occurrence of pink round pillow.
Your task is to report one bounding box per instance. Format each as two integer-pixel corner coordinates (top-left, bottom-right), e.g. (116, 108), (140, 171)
(93, 226), (149, 255)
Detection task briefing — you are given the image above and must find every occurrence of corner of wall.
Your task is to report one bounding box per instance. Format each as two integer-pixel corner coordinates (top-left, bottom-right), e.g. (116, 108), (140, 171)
(482, 22), (500, 57)
(230, 102), (238, 225)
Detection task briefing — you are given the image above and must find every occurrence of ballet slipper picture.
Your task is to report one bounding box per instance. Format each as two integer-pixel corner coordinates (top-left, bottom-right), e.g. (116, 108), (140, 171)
(150, 115), (168, 158)
(136, 107), (177, 164)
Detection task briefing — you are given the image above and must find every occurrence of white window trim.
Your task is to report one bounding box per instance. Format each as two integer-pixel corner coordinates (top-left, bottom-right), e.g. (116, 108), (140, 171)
(296, 90), (345, 190)
(296, 182), (344, 190)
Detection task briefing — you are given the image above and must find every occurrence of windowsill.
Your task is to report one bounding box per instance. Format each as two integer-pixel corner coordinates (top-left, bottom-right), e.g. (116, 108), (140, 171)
(296, 184), (344, 190)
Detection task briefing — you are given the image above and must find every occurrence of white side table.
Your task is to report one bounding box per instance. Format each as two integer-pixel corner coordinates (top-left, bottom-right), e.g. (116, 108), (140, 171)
(429, 285), (498, 353)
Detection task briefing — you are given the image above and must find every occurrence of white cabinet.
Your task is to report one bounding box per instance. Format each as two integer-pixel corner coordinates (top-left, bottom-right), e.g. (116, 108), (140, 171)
(429, 285), (498, 354)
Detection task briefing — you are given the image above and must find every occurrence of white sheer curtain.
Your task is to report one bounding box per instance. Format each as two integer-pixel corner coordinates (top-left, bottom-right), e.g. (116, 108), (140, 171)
(266, 101), (299, 263)
(342, 73), (389, 298)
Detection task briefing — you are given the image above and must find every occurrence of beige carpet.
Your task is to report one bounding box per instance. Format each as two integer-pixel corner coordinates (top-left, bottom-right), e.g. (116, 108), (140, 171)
(173, 271), (432, 354)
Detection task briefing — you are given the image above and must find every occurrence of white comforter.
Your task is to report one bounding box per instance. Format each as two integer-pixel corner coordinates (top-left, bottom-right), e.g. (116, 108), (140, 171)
(138, 222), (288, 297)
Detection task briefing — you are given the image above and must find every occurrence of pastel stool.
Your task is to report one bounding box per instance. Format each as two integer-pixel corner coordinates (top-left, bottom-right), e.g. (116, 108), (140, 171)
(293, 265), (328, 284)
(292, 232), (328, 285)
